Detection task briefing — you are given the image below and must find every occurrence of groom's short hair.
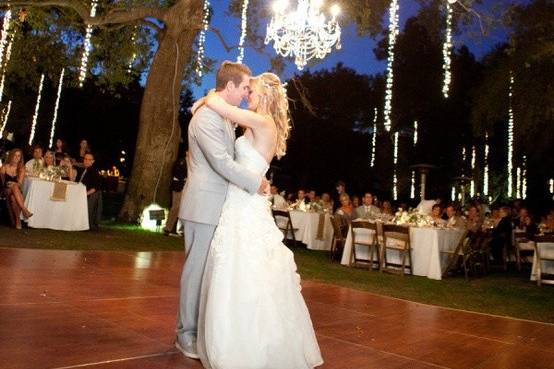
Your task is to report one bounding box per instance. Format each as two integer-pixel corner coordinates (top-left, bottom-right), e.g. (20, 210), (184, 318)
(215, 61), (252, 91)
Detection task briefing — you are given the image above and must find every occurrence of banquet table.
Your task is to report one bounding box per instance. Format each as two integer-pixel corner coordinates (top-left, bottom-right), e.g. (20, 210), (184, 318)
(340, 221), (465, 280)
(22, 177), (89, 231)
(276, 210), (333, 250)
(530, 241), (554, 282)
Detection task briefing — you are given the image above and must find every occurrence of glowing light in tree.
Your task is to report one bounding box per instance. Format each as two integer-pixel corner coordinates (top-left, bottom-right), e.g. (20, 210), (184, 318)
(383, 0), (399, 132)
(0, 99), (11, 137)
(0, 11), (15, 103)
(442, 0), (453, 98)
(451, 186), (456, 202)
(507, 72), (514, 197)
(483, 133), (489, 196)
(128, 27), (137, 73)
(78, 0), (98, 87)
(393, 131), (399, 200)
(370, 107), (377, 167)
(410, 171), (415, 199)
(549, 179), (554, 194)
(196, 0), (210, 78)
(470, 145), (476, 197)
(413, 120), (418, 146)
(522, 155), (527, 199)
(516, 166), (521, 199)
(236, 0), (249, 63)
(0, 10), (12, 73)
(28, 74), (45, 146)
(49, 68), (65, 149)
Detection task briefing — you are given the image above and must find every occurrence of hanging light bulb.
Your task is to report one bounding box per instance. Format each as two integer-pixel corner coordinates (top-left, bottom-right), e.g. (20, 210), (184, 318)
(383, 0), (399, 132)
(28, 74), (45, 146)
(410, 171), (415, 199)
(49, 68), (65, 149)
(370, 107), (377, 167)
(507, 72), (514, 197)
(442, 0), (453, 98)
(195, 0), (210, 78)
(549, 179), (554, 194)
(413, 120), (418, 146)
(0, 99), (11, 137)
(393, 131), (399, 200)
(483, 132), (489, 196)
(236, 0), (249, 63)
(451, 186), (456, 202)
(78, 0), (98, 87)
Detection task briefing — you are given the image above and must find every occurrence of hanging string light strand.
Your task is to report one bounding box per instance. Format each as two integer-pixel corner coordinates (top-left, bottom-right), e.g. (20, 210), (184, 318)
(507, 72), (514, 197)
(195, 0), (210, 78)
(393, 131), (399, 200)
(0, 99), (11, 137)
(370, 107), (377, 167)
(383, 0), (399, 132)
(28, 74), (45, 146)
(442, 0), (453, 98)
(49, 68), (65, 149)
(236, 0), (249, 63)
(483, 133), (489, 196)
(0, 10), (12, 73)
(78, 0), (98, 87)
(470, 145), (476, 197)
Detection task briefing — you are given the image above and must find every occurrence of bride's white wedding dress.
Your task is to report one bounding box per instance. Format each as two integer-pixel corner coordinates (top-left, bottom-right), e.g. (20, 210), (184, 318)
(197, 136), (323, 369)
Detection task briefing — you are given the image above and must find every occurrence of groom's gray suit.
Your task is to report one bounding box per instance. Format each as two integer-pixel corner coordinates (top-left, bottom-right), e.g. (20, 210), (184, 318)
(177, 105), (261, 347)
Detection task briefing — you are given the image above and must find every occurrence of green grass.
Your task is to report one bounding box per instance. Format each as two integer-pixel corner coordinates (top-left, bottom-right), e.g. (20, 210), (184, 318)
(1, 223), (553, 323)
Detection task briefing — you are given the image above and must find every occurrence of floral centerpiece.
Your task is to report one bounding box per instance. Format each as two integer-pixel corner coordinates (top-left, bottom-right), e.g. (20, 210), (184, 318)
(392, 208), (435, 227)
(38, 165), (66, 181)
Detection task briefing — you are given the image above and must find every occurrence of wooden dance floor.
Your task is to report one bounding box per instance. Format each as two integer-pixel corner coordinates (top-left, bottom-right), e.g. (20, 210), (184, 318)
(1, 248), (553, 369)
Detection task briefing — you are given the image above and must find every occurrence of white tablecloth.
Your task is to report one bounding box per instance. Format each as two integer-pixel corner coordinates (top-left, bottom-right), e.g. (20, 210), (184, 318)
(277, 210), (333, 250)
(530, 242), (554, 281)
(340, 222), (464, 280)
(23, 177), (89, 231)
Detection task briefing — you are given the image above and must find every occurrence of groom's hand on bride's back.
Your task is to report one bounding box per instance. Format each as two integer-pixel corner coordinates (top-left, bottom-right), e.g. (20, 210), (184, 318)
(257, 177), (270, 195)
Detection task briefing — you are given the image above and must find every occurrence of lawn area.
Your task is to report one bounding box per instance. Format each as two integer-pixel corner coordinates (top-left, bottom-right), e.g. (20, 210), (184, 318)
(1, 223), (553, 323)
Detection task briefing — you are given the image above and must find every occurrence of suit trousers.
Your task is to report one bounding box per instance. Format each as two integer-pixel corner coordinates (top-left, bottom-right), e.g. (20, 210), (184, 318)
(87, 191), (102, 231)
(176, 220), (216, 345)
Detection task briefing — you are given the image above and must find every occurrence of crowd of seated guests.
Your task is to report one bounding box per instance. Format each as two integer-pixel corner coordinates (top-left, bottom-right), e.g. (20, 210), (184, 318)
(0, 138), (101, 230)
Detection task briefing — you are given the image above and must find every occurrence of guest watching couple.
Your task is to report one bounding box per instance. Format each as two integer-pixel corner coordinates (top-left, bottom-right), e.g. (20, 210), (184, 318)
(43, 151), (76, 181)
(320, 192), (333, 212)
(353, 192), (381, 220)
(333, 180), (347, 211)
(335, 193), (353, 237)
(76, 153), (102, 231)
(466, 205), (482, 233)
(1, 148), (33, 229)
(431, 204), (447, 226)
(381, 200), (395, 220)
(445, 204), (466, 228)
(25, 144), (44, 176)
(491, 206), (513, 264)
(513, 207), (538, 236)
(53, 138), (68, 165)
(292, 189), (310, 210)
(269, 185), (288, 210)
(73, 139), (91, 168)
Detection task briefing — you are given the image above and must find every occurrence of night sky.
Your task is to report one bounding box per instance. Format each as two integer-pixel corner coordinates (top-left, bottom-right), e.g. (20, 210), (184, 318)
(191, 0), (516, 99)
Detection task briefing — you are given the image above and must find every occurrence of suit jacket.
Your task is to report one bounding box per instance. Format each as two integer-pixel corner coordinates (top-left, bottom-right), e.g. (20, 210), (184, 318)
(77, 166), (101, 192)
(353, 205), (381, 220)
(179, 106), (261, 226)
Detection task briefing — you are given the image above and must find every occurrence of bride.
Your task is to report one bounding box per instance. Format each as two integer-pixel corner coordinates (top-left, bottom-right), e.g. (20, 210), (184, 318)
(196, 73), (323, 369)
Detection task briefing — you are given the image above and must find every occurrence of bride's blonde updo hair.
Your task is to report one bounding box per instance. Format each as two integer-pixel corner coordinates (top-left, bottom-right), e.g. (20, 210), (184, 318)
(251, 72), (291, 159)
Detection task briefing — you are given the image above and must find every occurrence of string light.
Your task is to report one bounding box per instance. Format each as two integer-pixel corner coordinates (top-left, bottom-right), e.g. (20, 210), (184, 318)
(0, 10), (14, 103)
(28, 74), (45, 146)
(549, 179), (553, 194)
(195, 0), (210, 78)
(413, 120), (418, 146)
(236, 0), (249, 63)
(370, 107), (377, 167)
(507, 72), (514, 197)
(383, 0), (399, 132)
(483, 133), (489, 196)
(393, 131), (399, 200)
(522, 155), (527, 199)
(470, 145), (475, 197)
(516, 166), (521, 199)
(451, 186), (456, 202)
(128, 27), (137, 73)
(49, 68), (65, 149)
(410, 171), (415, 199)
(0, 10), (12, 73)
(0, 99), (11, 137)
(442, 0), (453, 98)
(78, 0), (98, 87)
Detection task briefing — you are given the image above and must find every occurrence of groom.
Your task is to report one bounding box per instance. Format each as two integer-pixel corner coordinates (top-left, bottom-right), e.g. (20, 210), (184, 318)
(176, 61), (269, 359)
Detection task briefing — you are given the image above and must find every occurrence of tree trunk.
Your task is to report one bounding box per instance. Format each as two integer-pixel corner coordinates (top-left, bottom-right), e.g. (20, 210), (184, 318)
(119, 0), (202, 222)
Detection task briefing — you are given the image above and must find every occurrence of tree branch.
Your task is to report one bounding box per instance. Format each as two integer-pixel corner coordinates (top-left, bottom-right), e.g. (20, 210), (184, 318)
(0, 0), (167, 27)
(209, 26), (239, 53)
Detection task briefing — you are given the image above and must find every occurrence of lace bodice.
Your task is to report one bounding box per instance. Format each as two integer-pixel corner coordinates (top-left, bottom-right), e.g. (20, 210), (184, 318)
(235, 136), (269, 176)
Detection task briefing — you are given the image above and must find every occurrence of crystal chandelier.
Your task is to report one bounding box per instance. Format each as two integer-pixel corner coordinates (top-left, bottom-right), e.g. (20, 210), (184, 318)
(265, 0), (341, 70)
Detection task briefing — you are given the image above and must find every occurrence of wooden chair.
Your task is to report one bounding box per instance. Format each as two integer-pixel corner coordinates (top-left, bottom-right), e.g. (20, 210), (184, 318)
(532, 235), (554, 286)
(381, 224), (412, 276)
(272, 209), (298, 245)
(468, 230), (491, 276)
(350, 220), (380, 270)
(513, 231), (535, 271)
(441, 230), (471, 280)
(329, 215), (345, 261)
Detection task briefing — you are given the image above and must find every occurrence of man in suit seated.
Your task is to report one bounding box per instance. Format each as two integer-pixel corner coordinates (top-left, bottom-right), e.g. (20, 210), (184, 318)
(353, 192), (381, 220)
(445, 204), (467, 228)
(292, 189), (310, 211)
(77, 153), (102, 231)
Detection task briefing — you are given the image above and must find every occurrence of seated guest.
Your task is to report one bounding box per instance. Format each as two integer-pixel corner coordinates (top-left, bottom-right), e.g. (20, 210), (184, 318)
(381, 200), (395, 218)
(73, 139), (91, 168)
(320, 193), (333, 212)
(307, 190), (317, 203)
(466, 205), (482, 233)
(270, 185), (288, 210)
(431, 204), (447, 226)
(445, 204), (466, 228)
(333, 180), (347, 211)
(77, 153), (102, 231)
(43, 151), (76, 181)
(335, 193), (353, 237)
(292, 189), (310, 210)
(541, 210), (554, 232)
(513, 207), (538, 236)
(1, 149), (33, 229)
(53, 138), (68, 165)
(353, 192), (381, 220)
(490, 206), (512, 264)
(351, 195), (360, 209)
(24, 144), (44, 176)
